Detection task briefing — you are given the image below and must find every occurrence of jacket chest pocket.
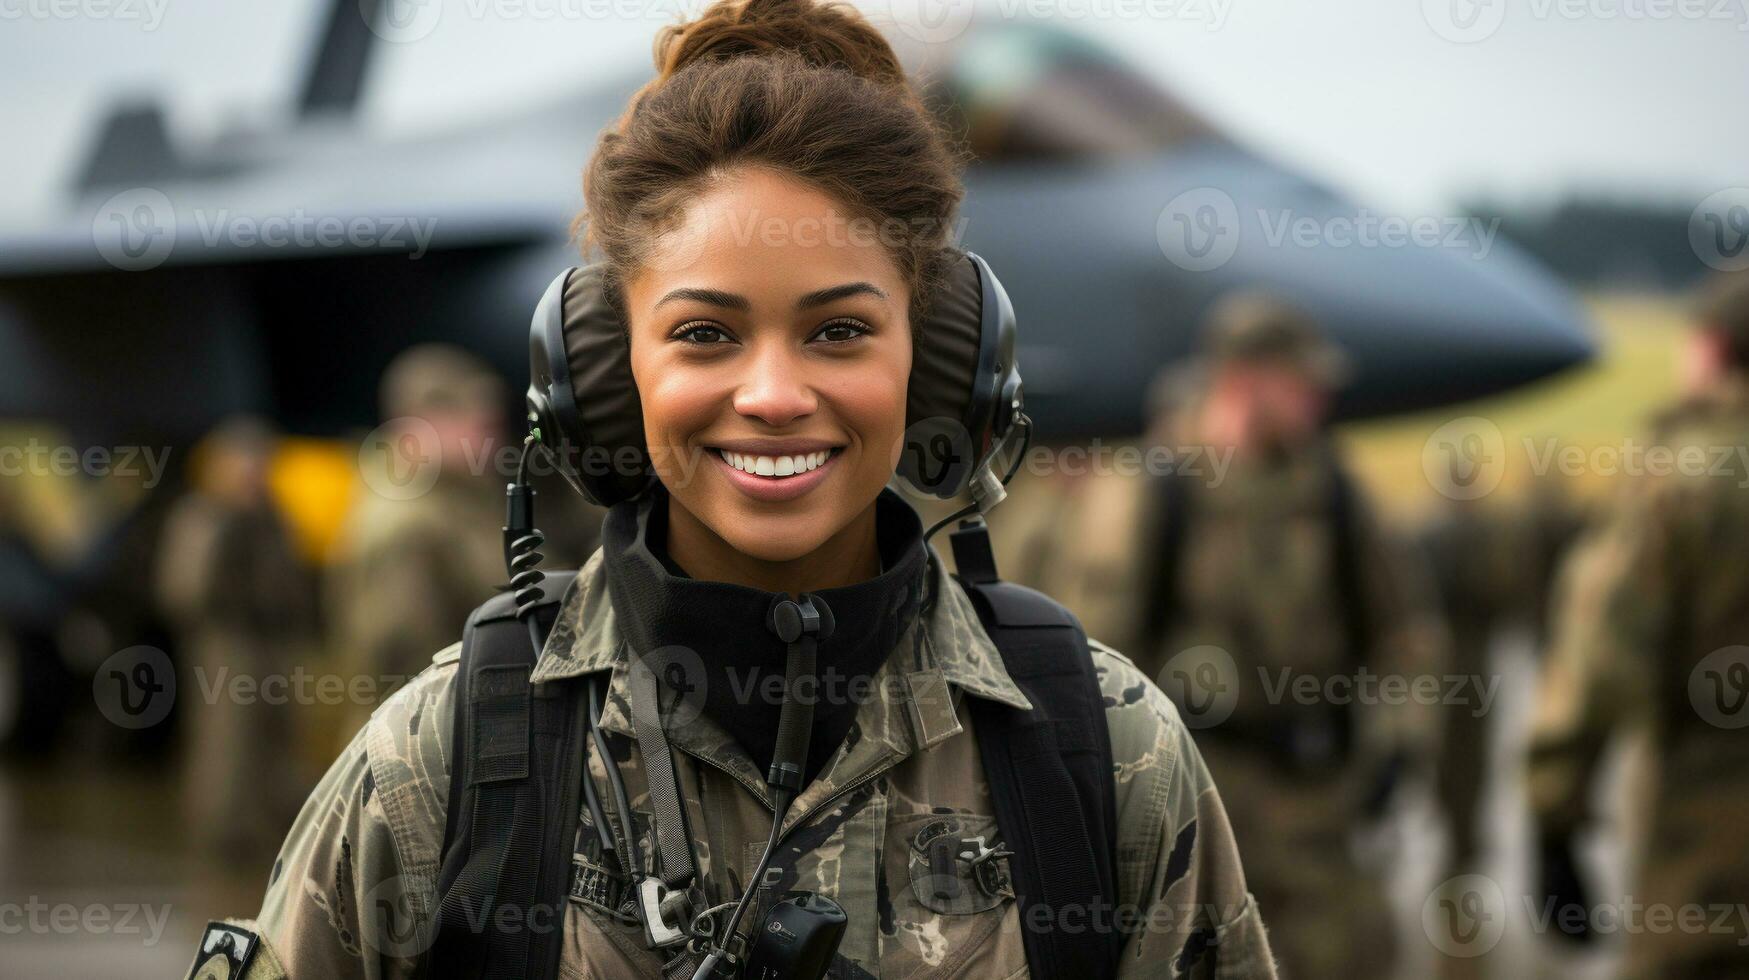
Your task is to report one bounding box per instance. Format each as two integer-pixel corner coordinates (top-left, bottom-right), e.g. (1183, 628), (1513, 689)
(883, 811), (1026, 980)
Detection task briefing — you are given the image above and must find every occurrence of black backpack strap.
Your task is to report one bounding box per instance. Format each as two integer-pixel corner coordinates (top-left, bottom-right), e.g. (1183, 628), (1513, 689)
(427, 570), (582, 980)
(1135, 463), (1195, 658)
(1323, 449), (1372, 666)
(952, 530), (1123, 978)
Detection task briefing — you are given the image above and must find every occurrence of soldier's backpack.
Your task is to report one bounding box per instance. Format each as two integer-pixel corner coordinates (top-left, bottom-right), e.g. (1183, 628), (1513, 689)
(424, 524), (1123, 979)
(1135, 446), (1374, 774)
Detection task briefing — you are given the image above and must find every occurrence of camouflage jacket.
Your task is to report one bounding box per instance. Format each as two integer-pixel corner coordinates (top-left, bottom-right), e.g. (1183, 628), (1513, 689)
(1526, 380), (1749, 975)
(197, 544), (1279, 979)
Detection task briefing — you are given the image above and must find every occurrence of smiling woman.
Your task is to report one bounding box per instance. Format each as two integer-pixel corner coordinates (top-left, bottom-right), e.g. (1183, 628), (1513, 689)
(201, 2), (1280, 979)
(624, 167), (915, 591)
(579, 0), (963, 592)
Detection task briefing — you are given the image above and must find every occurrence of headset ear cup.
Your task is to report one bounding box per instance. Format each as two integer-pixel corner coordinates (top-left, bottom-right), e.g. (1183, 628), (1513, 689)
(524, 264), (654, 507)
(561, 264), (654, 506)
(527, 268), (578, 473)
(898, 250), (1022, 499)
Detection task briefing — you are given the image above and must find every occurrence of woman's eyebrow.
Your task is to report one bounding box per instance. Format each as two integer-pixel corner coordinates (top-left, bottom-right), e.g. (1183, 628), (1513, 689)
(794, 282), (887, 309)
(654, 287), (749, 311)
(652, 282), (887, 312)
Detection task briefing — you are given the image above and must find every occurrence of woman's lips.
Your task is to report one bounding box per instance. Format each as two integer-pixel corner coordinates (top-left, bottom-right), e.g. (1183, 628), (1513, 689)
(709, 447), (841, 502)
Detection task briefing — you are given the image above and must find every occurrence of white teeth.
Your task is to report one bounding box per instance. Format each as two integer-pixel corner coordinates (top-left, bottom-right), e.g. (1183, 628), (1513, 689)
(717, 449), (835, 477)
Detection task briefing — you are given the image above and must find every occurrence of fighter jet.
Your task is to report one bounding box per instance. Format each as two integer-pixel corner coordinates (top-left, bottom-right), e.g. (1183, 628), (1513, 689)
(0, 0), (1592, 447)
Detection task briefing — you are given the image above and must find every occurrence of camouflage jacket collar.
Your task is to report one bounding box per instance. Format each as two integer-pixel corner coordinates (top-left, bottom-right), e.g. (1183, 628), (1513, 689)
(530, 533), (1032, 812)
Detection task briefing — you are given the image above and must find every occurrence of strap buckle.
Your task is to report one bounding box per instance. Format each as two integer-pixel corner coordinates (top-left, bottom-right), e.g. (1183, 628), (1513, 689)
(638, 876), (691, 949)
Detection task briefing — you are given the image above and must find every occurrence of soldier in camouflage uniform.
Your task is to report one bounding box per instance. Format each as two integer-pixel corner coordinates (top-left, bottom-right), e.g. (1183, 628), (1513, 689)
(1029, 294), (1448, 978)
(1526, 273), (1749, 978)
(326, 345), (517, 730)
(156, 417), (318, 856)
(190, 485), (1278, 978)
(1417, 477), (1586, 871)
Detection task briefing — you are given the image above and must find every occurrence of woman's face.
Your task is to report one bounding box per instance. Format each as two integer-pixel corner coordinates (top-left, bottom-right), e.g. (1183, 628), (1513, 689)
(623, 167), (913, 563)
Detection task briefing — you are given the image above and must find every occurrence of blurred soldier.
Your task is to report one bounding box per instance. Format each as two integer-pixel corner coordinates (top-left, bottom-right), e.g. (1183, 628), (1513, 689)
(1418, 477), (1587, 874)
(1127, 293), (1449, 978)
(1527, 272), (1749, 978)
(994, 360), (1206, 644)
(155, 417), (316, 855)
(327, 345), (515, 728)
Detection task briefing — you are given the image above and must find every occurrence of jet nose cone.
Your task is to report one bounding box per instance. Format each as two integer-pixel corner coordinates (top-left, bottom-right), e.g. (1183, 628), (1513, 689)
(1155, 154), (1596, 415)
(953, 146), (1597, 436)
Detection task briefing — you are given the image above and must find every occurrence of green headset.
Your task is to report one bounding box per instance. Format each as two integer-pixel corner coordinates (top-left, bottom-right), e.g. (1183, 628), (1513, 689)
(524, 247), (1027, 511)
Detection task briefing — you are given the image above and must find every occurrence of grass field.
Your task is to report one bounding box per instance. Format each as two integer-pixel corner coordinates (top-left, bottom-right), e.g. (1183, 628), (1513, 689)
(1338, 292), (1689, 519)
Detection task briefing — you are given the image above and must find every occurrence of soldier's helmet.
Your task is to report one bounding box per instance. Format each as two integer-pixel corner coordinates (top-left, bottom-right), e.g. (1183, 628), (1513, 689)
(1198, 290), (1352, 388)
(1694, 271), (1749, 367)
(379, 343), (507, 421)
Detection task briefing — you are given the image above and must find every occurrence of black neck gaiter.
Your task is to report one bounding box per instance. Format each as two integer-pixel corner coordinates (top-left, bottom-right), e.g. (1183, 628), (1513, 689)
(600, 485), (928, 788)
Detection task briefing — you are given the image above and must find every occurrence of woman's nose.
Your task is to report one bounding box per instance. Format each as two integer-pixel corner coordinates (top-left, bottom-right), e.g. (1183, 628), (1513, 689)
(732, 342), (817, 426)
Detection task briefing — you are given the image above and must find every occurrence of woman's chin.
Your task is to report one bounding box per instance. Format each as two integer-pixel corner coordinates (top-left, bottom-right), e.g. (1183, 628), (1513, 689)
(715, 516), (835, 565)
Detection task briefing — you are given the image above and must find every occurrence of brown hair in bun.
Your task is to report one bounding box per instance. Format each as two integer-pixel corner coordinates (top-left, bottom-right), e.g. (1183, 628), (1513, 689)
(579, 0), (968, 329)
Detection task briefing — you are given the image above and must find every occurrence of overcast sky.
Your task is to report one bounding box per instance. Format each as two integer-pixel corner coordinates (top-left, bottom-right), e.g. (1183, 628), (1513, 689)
(2, 0), (1746, 224)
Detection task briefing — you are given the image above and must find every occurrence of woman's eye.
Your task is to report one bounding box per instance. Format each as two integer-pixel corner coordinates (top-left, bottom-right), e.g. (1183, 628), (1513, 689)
(675, 323), (731, 345)
(813, 319), (870, 344)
